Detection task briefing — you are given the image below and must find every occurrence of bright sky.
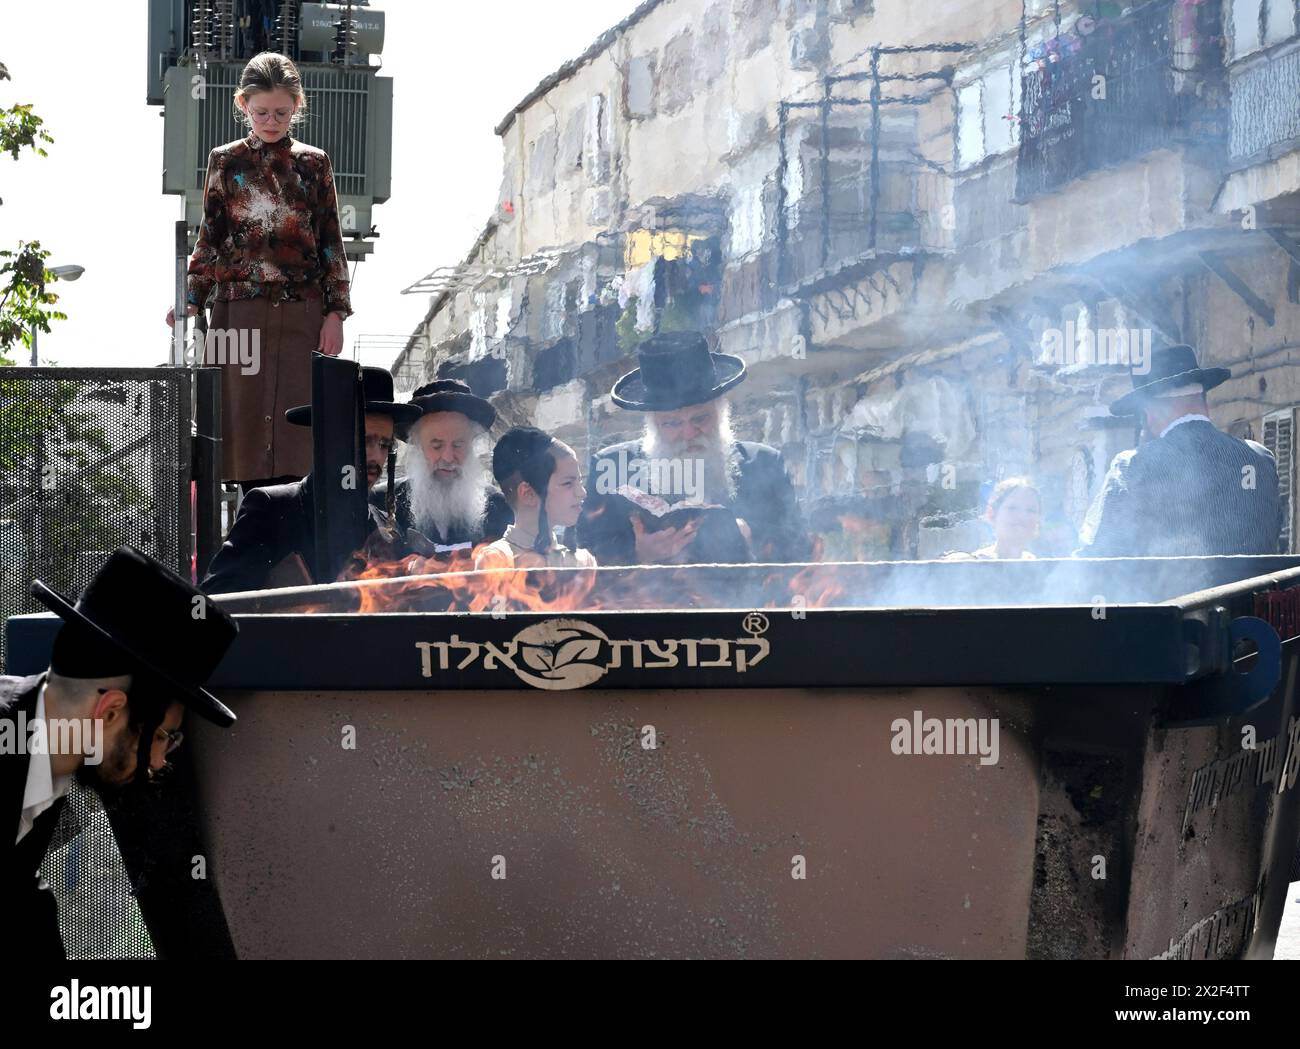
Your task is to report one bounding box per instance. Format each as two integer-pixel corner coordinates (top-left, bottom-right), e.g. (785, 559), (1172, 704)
(0, 1), (642, 371)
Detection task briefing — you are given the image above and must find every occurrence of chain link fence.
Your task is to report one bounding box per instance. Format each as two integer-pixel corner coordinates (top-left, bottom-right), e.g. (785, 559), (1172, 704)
(41, 782), (156, 959)
(0, 368), (193, 670)
(2, 367), (194, 959)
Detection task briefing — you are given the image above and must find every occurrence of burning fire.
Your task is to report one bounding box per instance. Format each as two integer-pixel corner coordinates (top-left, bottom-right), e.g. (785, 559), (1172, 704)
(297, 539), (862, 616)
(219, 510), (891, 616)
(339, 546), (598, 615)
(783, 563), (847, 609)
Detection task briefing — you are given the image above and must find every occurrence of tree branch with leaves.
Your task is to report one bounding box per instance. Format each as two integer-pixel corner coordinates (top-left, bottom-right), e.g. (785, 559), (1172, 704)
(0, 60), (60, 366)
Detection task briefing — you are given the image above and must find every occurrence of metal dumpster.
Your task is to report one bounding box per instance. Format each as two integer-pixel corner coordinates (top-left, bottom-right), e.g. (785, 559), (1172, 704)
(8, 555), (1300, 958)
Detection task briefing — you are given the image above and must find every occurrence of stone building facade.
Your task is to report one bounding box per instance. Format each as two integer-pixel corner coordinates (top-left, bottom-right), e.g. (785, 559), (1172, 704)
(394, 0), (1300, 560)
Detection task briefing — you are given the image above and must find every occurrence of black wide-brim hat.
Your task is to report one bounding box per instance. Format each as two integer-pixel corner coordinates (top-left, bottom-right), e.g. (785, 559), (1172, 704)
(32, 547), (239, 726)
(1110, 343), (1230, 417)
(407, 378), (496, 432)
(286, 366), (423, 435)
(611, 330), (746, 412)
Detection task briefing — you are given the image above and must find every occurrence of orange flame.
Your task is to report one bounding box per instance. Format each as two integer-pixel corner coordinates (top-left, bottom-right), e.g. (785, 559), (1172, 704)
(315, 541), (861, 616)
(335, 544), (596, 614)
(271, 509), (872, 616)
(786, 563), (847, 609)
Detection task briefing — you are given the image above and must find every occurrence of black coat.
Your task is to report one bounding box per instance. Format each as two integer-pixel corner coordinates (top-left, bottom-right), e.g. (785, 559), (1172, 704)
(577, 439), (811, 565)
(1, 673), (68, 960)
(202, 474), (391, 594)
(1, 674), (237, 961)
(1079, 420), (1284, 557)
(380, 478), (513, 552)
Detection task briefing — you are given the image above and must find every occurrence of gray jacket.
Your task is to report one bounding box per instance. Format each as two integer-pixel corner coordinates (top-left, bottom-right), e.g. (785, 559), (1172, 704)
(1079, 420), (1284, 557)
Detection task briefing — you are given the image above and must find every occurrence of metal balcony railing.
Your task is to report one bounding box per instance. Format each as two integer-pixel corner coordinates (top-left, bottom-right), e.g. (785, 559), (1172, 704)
(1228, 36), (1300, 163)
(1015, 0), (1226, 200)
(774, 45), (970, 296)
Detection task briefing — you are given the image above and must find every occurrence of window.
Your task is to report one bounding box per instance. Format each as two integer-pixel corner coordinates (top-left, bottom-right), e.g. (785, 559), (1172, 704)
(494, 288), (513, 341)
(955, 59), (1021, 169)
(779, 127), (806, 230)
(982, 70), (1016, 156)
(1267, 0), (1298, 45)
(1263, 407), (1294, 552)
(1066, 446), (1095, 532)
(583, 94), (610, 184)
(956, 81), (984, 168)
(1228, 0), (1299, 61)
(730, 181), (766, 256)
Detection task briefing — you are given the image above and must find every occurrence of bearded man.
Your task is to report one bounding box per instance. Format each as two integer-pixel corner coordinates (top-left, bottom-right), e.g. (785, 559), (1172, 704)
(383, 379), (513, 555)
(577, 330), (810, 565)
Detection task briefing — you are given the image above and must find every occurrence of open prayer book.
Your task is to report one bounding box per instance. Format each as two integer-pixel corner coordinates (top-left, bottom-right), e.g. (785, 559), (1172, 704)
(610, 485), (751, 562)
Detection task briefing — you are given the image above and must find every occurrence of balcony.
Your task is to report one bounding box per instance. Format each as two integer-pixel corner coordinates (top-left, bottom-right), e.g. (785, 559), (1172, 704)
(774, 46), (969, 297)
(1227, 36), (1300, 165)
(1015, 0), (1227, 200)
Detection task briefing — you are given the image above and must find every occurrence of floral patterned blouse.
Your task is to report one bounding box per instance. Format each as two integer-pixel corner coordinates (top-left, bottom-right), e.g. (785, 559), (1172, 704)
(186, 131), (353, 317)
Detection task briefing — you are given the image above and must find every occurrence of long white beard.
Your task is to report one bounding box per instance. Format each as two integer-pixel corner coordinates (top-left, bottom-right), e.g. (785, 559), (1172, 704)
(642, 403), (741, 505)
(404, 449), (491, 539)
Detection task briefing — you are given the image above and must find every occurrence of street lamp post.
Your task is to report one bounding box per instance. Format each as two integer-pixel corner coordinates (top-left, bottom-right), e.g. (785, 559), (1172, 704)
(30, 263), (85, 366)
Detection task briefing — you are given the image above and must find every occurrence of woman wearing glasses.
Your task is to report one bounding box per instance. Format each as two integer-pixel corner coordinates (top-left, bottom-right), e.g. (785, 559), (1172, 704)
(164, 52), (353, 492)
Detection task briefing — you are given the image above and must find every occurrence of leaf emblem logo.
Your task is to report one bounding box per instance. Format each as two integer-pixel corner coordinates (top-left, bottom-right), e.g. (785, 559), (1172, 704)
(510, 619), (611, 690)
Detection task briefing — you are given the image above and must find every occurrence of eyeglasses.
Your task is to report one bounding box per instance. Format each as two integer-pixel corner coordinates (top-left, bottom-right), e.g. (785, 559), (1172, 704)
(144, 730), (183, 784)
(365, 435), (396, 454)
(249, 108), (293, 124)
(156, 728), (184, 756)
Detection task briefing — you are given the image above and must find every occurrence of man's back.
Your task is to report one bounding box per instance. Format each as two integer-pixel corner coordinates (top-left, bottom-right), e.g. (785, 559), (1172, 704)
(1081, 420), (1283, 557)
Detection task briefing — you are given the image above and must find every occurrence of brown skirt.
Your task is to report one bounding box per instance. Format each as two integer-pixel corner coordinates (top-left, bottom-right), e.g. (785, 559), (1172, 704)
(209, 294), (323, 484)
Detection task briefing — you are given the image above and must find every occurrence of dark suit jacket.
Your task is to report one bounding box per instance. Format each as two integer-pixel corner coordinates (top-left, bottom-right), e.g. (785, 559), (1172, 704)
(1080, 419), (1284, 557)
(1, 674), (237, 961)
(2, 673), (67, 960)
(380, 478), (513, 551)
(577, 439), (812, 565)
(202, 474), (391, 594)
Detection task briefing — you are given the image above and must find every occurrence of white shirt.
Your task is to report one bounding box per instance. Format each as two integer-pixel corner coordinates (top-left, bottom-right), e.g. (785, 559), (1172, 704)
(16, 682), (74, 845)
(1159, 413), (1212, 439)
